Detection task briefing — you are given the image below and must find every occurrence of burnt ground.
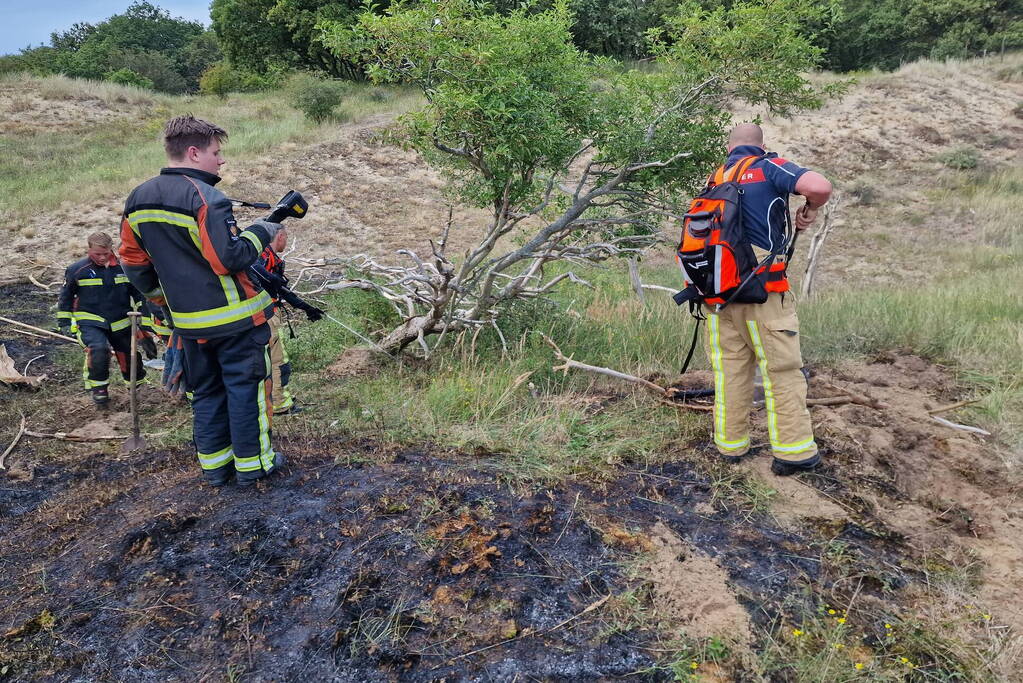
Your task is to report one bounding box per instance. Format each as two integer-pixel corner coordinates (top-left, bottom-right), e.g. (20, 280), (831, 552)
(1, 437), (911, 682)
(2, 280), (1022, 680)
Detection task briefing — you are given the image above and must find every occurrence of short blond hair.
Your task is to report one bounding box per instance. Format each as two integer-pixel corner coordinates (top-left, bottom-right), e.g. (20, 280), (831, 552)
(87, 232), (112, 249)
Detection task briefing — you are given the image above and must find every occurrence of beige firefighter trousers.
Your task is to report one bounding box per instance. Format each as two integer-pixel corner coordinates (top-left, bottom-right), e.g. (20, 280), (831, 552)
(267, 313), (293, 413)
(703, 292), (818, 463)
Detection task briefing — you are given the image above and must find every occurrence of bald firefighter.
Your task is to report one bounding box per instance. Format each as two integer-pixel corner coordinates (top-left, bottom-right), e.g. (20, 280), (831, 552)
(699, 123), (832, 475)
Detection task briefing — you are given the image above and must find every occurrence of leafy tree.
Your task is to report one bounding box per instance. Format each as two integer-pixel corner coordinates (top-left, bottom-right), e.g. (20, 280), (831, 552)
(211, 0), (381, 79)
(822, 0), (1023, 71)
(1, 2), (213, 92)
(317, 0), (837, 351)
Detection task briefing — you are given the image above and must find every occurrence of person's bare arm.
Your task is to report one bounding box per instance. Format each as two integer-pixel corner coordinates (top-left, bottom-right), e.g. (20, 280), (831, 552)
(793, 171), (833, 230)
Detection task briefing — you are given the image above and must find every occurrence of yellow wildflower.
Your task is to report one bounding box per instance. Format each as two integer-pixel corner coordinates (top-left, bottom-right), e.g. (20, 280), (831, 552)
(792, 629), (804, 637)
(837, 617), (846, 625)
(690, 662), (699, 670)
(983, 614), (992, 621)
(832, 643), (844, 650)
(855, 662), (864, 670)
(828, 609), (837, 615)
(884, 623), (892, 629)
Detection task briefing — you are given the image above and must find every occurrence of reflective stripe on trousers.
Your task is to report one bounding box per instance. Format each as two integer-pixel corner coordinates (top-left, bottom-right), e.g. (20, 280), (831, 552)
(703, 293), (817, 462)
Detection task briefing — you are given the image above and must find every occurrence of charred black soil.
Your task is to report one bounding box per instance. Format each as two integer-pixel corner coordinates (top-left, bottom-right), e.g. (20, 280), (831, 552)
(0, 432), (945, 682)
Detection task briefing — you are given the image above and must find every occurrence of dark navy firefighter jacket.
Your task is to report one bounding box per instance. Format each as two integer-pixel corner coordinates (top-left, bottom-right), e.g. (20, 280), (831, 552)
(57, 256), (141, 332)
(119, 167), (276, 340)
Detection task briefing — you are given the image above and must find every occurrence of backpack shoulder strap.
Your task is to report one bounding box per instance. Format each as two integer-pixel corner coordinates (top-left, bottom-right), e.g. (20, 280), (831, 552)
(725, 155), (761, 183)
(707, 163), (728, 188)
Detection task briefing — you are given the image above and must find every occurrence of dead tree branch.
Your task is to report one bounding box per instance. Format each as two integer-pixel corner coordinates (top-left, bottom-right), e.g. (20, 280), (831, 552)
(801, 193), (840, 299)
(0, 414), (26, 470)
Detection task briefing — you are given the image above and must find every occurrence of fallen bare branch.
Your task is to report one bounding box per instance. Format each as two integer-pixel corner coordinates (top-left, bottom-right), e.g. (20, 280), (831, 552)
(930, 416), (991, 437)
(542, 334), (666, 396)
(24, 430), (127, 442)
(0, 317), (78, 344)
(0, 414), (26, 470)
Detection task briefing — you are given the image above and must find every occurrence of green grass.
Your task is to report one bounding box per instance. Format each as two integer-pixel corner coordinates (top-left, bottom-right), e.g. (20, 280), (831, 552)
(0, 73), (421, 224)
(275, 162), (1023, 475)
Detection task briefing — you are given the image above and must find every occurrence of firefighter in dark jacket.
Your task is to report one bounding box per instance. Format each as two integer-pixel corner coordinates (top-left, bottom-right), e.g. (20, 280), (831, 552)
(58, 231), (146, 406)
(119, 115), (286, 487)
(250, 229), (324, 414)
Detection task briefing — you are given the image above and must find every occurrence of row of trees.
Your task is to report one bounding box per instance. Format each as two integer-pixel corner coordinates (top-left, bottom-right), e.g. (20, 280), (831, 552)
(0, 2), (220, 93)
(1, 0), (1019, 94)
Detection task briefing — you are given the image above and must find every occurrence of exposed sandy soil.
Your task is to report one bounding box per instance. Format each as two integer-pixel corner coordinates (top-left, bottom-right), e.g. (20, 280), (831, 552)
(9, 57), (1022, 292)
(728, 57), (1023, 290)
(0, 80), (149, 135)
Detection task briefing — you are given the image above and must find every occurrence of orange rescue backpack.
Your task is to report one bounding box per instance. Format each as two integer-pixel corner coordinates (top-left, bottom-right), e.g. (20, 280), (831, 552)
(675, 154), (777, 310)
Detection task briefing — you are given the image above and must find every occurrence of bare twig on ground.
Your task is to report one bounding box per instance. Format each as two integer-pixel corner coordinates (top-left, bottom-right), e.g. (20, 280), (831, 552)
(6, 327), (47, 340)
(0, 316), (78, 343)
(542, 334), (666, 396)
(24, 430), (127, 442)
(28, 274), (58, 291)
(658, 398), (713, 412)
(930, 416), (991, 436)
(449, 593), (611, 662)
(23, 355), (44, 376)
(0, 414), (26, 470)
(927, 399), (981, 415)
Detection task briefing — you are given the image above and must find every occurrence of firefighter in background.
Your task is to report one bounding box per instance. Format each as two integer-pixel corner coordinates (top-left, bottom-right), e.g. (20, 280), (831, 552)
(57, 231), (146, 407)
(250, 228), (324, 415)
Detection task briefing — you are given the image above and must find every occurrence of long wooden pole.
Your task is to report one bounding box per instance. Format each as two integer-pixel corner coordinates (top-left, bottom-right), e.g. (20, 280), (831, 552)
(0, 316), (78, 343)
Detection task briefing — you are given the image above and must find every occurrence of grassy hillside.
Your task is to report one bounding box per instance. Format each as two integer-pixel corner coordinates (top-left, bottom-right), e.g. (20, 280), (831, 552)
(2, 55), (1023, 680)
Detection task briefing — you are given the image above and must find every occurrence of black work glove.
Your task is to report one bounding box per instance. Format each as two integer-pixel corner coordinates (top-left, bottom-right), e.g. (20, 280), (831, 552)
(58, 323), (71, 337)
(300, 302), (325, 322)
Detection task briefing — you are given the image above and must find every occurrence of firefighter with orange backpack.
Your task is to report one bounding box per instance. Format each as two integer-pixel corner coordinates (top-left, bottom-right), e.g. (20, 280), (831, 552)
(675, 123), (832, 475)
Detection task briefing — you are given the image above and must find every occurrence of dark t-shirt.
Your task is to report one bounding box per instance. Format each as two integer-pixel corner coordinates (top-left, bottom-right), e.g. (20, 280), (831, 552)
(724, 144), (809, 252)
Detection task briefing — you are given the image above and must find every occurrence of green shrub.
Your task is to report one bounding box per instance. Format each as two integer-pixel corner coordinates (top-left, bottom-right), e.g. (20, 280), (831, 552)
(104, 67), (154, 90)
(288, 72), (349, 122)
(1014, 102), (1023, 120)
(199, 61), (241, 96)
(847, 178), (880, 206)
(938, 147), (979, 171)
(199, 61), (284, 96)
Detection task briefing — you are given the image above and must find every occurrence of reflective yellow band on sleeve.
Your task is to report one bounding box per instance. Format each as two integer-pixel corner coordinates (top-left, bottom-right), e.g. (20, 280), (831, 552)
(240, 230), (264, 251)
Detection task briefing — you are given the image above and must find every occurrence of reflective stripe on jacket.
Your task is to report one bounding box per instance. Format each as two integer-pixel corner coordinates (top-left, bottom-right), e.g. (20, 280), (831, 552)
(118, 167), (275, 339)
(57, 257), (136, 331)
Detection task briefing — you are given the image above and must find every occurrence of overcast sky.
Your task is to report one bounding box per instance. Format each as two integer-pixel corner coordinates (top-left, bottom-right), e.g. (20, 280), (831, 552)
(2, 1), (212, 56)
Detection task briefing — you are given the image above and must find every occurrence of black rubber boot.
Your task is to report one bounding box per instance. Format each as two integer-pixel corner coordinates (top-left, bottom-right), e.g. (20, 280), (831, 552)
(91, 386), (109, 407)
(771, 452), (822, 476)
(237, 452), (288, 488)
